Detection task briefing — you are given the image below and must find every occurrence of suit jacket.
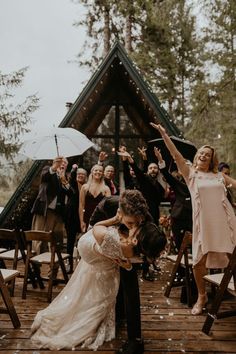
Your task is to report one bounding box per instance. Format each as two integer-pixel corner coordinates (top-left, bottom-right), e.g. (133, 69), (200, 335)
(31, 165), (71, 218)
(104, 178), (119, 195)
(128, 161), (165, 224)
(89, 196), (120, 226)
(64, 168), (81, 230)
(122, 160), (140, 190)
(160, 166), (192, 226)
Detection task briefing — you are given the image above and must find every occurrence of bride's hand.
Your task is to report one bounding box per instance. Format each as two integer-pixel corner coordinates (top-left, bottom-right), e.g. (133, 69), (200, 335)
(114, 208), (122, 223)
(128, 226), (139, 246)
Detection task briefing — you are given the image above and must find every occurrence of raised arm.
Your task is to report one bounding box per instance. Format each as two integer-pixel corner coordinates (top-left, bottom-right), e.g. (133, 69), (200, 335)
(138, 146), (148, 172)
(153, 147), (177, 188)
(118, 146), (135, 188)
(150, 123), (190, 178)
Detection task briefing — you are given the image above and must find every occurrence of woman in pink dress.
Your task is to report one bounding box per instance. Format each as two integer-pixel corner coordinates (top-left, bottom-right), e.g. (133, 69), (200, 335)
(151, 122), (236, 315)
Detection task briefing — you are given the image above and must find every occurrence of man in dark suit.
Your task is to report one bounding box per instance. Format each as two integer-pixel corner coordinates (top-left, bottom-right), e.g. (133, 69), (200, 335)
(154, 147), (192, 250)
(98, 151), (119, 195)
(31, 156), (71, 254)
(104, 165), (119, 195)
(120, 147), (166, 281)
(90, 194), (166, 354)
(64, 165), (87, 273)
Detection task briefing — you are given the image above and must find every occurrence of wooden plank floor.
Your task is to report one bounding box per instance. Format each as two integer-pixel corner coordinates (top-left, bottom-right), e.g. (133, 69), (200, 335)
(0, 257), (236, 353)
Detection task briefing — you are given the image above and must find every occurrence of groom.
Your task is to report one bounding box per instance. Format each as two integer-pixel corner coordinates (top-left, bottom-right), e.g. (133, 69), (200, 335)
(89, 194), (166, 354)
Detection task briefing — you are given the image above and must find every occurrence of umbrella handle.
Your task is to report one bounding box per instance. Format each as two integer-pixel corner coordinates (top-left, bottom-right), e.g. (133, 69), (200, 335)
(54, 134), (59, 156)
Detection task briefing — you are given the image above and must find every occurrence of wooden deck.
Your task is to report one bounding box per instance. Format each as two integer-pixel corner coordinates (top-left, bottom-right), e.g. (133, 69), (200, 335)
(0, 257), (236, 353)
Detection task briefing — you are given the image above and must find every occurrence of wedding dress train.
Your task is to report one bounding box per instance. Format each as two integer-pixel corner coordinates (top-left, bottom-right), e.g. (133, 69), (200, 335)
(31, 227), (123, 350)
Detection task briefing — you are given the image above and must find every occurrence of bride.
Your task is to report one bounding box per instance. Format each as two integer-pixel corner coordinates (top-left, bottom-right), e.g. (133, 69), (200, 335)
(31, 190), (150, 351)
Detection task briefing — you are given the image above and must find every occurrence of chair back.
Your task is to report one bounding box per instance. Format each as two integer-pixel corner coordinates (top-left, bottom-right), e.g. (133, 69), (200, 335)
(24, 230), (53, 243)
(22, 229), (69, 302)
(0, 228), (19, 246)
(0, 229), (21, 270)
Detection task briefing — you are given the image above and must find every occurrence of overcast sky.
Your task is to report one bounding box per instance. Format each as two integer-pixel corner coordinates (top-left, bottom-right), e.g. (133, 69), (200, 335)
(0, 0), (91, 139)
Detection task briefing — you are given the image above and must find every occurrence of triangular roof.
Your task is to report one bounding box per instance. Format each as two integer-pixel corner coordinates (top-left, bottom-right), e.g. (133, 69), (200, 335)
(0, 41), (182, 229)
(60, 40), (181, 137)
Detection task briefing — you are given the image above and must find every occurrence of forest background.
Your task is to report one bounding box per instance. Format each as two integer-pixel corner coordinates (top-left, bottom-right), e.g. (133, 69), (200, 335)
(0, 0), (235, 206)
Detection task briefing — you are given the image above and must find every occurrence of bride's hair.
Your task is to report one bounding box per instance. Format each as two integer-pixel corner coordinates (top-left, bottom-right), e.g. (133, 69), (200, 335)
(119, 189), (150, 219)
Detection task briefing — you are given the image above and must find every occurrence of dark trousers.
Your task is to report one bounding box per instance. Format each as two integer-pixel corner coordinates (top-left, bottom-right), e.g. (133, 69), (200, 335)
(65, 223), (78, 257)
(65, 211), (80, 257)
(171, 218), (192, 251)
(118, 267), (141, 339)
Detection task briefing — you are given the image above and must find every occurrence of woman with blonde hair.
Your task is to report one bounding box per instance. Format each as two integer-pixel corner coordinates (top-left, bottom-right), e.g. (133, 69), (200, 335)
(79, 164), (111, 232)
(150, 122), (236, 315)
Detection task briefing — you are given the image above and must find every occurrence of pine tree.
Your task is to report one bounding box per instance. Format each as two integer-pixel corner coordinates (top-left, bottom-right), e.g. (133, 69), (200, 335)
(131, 0), (204, 131)
(0, 67), (39, 158)
(73, 0), (124, 68)
(188, 0), (236, 171)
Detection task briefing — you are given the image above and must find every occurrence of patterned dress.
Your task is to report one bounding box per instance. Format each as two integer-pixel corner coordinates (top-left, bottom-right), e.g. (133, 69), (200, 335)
(31, 227), (123, 350)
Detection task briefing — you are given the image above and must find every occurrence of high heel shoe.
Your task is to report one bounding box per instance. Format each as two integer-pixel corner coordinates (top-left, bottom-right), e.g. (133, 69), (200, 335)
(191, 293), (208, 315)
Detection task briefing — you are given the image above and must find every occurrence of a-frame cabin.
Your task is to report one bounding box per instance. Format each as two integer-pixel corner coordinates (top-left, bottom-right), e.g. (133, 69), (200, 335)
(0, 41), (182, 230)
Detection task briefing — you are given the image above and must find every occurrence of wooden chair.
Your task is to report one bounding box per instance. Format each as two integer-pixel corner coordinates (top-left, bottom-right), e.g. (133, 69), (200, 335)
(0, 269), (21, 328)
(0, 229), (22, 269)
(164, 231), (194, 307)
(0, 229), (42, 293)
(0, 229), (24, 295)
(22, 230), (70, 302)
(202, 246), (236, 335)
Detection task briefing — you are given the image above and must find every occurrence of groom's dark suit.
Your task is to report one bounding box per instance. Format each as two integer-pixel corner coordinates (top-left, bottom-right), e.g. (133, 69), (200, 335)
(89, 196), (142, 340)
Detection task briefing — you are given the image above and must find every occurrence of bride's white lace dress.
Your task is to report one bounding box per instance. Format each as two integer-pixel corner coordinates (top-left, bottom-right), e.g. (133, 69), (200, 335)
(31, 226), (123, 350)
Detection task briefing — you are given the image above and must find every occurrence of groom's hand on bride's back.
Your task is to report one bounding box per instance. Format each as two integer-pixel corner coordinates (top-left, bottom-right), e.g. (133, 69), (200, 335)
(89, 196), (120, 226)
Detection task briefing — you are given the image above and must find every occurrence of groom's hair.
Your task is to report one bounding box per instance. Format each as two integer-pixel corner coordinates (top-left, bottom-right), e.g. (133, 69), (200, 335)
(136, 222), (166, 259)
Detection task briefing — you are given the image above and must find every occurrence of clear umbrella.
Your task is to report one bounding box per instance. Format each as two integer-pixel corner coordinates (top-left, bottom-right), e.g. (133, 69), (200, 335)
(19, 127), (94, 160)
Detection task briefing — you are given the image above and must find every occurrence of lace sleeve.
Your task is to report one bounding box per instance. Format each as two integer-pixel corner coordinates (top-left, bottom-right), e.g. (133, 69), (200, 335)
(98, 226), (125, 260)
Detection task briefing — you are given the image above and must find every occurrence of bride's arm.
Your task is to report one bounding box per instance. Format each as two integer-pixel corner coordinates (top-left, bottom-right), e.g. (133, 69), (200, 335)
(93, 224), (133, 270)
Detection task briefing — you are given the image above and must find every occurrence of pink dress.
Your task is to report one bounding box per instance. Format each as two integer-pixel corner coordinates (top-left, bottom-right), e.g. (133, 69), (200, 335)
(184, 167), (236, 268)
